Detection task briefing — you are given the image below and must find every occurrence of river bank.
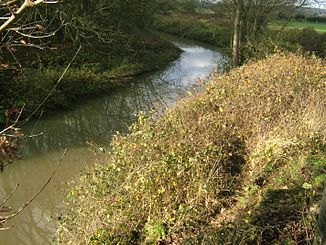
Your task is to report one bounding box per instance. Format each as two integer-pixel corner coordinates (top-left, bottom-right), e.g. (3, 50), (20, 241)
(154, 11), (326, 63)
(57, 53), (326, 244)
(154, 12), (231, 49)
(0, 33), (181, 125)
(0, 37), (225, 244)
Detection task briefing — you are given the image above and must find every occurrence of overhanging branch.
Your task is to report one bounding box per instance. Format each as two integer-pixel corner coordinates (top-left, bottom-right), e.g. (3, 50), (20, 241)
(0, 0), (58, 32)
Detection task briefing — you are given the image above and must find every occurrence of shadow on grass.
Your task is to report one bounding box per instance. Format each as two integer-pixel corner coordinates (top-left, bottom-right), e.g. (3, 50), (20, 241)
(253, 186), (315, 244)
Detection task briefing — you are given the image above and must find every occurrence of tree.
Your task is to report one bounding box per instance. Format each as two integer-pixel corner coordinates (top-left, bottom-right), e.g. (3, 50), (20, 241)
(231, 0), (242, 67)
(218, 0), (320, 67)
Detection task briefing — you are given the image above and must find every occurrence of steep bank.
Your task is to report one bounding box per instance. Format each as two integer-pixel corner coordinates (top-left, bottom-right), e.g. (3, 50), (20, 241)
(0, 34), (181, 124)
(57, 53), (325, 244)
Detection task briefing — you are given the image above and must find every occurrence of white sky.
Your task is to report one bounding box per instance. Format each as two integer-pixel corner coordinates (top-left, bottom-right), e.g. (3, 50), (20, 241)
(308, 0), (326, 9)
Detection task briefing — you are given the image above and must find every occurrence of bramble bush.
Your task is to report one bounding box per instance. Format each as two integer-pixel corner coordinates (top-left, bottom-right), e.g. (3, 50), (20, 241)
(57, 53), (326, 244)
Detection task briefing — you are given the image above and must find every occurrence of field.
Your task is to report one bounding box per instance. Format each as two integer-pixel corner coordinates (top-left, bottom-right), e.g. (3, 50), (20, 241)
(271, 20), (326, 33)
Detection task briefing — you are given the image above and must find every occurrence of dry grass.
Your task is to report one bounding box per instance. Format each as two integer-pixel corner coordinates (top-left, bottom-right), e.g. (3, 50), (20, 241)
(56, 53), (326, 244)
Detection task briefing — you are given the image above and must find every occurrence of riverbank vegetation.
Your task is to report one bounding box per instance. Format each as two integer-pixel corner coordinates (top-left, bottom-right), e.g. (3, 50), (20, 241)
(57, 53), (326, 244)
(0, 0), (181, 125)
(0, 37), (180, 123)
(1, 0), (325, 243)
(157, 12), (326, 59)
(154, 12), (231, 49)
(154, 1), (326, 65)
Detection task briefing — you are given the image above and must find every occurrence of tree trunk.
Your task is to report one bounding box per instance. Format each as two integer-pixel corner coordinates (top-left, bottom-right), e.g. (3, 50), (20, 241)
(232, 2), (241, 67)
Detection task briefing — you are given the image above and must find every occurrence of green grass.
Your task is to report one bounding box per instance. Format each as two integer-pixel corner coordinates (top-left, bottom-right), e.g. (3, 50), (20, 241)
(271, 20), (326, 33)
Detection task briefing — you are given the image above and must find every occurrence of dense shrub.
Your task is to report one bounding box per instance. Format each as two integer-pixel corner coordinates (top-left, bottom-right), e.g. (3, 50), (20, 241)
(57, 53), (326, 244)
(154, 12), (231, 48)
(283, 28), (326, 57)
(241, 34), (301, 62)
(242, 27), (326, 62)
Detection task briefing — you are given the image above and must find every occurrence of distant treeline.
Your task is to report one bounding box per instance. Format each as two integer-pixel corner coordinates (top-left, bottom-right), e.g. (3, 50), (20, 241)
(292, 14), (326, 23)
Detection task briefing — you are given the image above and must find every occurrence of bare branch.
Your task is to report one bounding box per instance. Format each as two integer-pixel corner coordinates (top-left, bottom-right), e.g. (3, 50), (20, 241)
(0, 106), (24, 135)
(20, 46), (82, 125)
(0, 184), (19, 207)
(0, 0), (46, 32)
(1, 148), (67, 223)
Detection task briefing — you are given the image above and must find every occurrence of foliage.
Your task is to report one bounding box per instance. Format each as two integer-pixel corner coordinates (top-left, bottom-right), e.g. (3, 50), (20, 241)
(0, 0), (183, 125)
(279, 28), (326, 58)
(241, 27), (326, 62)
(292, 14), (326, 23)
(154, 12), (231, 48)
(154, 11), (326, 62)
(0, 128), (22, 171)
(48, 0), (164, 49)
(240, 33), (301, 63)
(0, 36), (180, 122)
(57, 53), (326, 244)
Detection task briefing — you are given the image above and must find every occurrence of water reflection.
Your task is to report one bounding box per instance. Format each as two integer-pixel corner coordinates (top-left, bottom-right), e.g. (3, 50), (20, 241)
(0, 38), (225, 245)
(0, 148), (97, 245)
(23, 42), (225, 156)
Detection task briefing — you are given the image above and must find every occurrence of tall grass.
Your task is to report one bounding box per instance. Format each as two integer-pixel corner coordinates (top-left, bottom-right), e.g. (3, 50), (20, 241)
(57, 53), (326, 244)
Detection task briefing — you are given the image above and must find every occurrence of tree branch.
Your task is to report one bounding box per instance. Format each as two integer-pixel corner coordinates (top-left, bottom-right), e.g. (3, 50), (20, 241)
(0, 0), (58, 32)
(1, 148), (67, 224)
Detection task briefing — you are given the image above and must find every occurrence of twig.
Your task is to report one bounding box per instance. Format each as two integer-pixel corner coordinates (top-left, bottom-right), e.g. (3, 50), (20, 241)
(0, 184), (19, 207)
(0, 226), (13, 231)
(19, 46), (82, 126)
(7, 46), (22, 68)
(23, 132), (44, 138)
(13, 104), (25, 126)
(0, 0), (58, 32)
(2, 148), (67, 221)
(0, 105), (24, 135)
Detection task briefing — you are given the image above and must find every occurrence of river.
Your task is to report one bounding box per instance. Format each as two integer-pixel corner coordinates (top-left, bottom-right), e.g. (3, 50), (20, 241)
(0, 36), (226, 244)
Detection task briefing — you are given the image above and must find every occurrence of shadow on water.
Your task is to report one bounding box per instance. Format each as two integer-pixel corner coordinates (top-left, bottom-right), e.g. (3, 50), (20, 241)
(0, 38), (226, 244)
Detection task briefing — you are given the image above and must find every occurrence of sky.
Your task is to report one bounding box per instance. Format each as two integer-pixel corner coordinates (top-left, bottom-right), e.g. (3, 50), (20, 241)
(308, 0), (326, 9)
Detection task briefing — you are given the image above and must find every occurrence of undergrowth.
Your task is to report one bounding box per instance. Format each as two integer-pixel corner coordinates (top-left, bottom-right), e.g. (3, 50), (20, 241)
(57, 53), (326, 244)
(154, 12), (231, 49)
(0, 34), (180, 123)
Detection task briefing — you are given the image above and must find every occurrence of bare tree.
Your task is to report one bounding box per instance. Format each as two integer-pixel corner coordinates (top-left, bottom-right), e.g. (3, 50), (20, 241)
(219, 0), (324, 67)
